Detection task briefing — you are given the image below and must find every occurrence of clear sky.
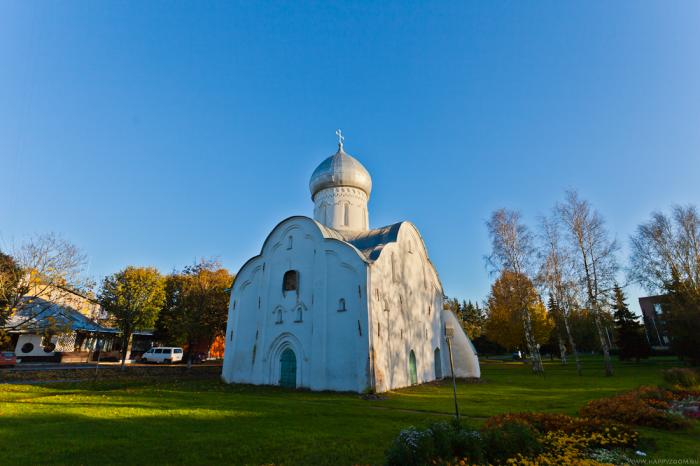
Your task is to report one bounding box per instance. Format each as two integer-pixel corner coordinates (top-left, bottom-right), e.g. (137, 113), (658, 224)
(1, 2), (699, 314)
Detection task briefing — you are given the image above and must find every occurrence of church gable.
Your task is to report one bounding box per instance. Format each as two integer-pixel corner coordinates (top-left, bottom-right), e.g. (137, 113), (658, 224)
(223, 215), (371, 392)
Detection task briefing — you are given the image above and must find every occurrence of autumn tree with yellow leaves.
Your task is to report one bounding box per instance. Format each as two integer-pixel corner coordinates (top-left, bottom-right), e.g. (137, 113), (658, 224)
(485, 270), (554, 352)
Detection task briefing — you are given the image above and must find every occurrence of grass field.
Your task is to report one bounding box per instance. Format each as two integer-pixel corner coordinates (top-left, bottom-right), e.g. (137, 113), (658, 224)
(0, 357), (697, 465)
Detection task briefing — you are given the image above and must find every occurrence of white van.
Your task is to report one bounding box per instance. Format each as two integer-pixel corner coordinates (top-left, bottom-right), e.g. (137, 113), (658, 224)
(141, 347), (184, 364)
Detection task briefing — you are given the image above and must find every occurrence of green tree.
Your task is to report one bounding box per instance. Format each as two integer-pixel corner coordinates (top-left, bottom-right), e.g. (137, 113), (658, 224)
(155, 260), (232, 367)
(665, 277), (700, 365)
(443, 297), (461, 315)
(460, 300), (485, 340)
(99, 266), (165, 369)
(0, 253), (23, 326)
(611, 284), (650, 362)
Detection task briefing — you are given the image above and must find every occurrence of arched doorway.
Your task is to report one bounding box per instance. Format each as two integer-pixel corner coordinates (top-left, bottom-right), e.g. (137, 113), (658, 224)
(434, 348), (442, 379)
(408, 350), (417, 385)
(279, 348), (297, 388)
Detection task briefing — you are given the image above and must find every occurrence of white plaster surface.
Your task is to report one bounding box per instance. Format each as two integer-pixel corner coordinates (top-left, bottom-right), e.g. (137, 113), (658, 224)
(222, 148), (480, 392)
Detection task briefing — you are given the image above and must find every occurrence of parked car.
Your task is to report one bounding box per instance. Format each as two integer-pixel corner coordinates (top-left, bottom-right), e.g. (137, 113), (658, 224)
(0, 351), (17, 368)
(140, 347), (184, 364)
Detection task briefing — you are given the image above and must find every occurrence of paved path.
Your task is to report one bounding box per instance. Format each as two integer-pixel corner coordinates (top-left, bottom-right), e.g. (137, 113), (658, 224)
(4, 361), (222, 372)
(3, 378), (84, 385)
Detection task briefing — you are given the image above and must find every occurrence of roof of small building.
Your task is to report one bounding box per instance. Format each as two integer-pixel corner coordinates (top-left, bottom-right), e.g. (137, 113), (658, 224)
(5, 298), (116, 333)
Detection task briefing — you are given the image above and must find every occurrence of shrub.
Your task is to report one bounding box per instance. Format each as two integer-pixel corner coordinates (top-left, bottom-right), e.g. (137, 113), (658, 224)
(450, 429), (484, 464)
(579, 386), (692, 430)
(385, 426), (436, 466)
(481, 421), (542, 464)
(483, 412), (636, 440)
(663, 367), (700, 388)
(385, 421), (484, 466)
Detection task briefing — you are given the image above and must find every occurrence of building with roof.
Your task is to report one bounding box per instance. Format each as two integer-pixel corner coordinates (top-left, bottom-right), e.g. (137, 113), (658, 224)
(5, 285), (153, 362)
(221, 136), (480, 392)
(638, 294), (671, 349)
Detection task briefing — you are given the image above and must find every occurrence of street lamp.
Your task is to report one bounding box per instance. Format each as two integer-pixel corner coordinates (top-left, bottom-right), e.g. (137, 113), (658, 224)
(445, 324), (460, 422)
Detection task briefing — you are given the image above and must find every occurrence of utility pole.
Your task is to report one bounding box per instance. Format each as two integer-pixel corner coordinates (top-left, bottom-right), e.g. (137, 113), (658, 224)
(445, 324), (460, 422)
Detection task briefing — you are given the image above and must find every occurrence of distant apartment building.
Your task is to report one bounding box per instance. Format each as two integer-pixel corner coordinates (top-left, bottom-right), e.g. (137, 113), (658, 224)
(638, 295), (670, 348)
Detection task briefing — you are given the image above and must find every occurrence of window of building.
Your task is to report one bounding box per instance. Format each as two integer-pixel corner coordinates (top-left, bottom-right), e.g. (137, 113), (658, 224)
(295, 305), (303, 322)
(338, 298), (347, 312)
(344, 203), (350, 226)
(287, 236), (293, 250)
(283, 270), (299, 293)
(275, 308), (283, 324)
(654, 303), (663, 315)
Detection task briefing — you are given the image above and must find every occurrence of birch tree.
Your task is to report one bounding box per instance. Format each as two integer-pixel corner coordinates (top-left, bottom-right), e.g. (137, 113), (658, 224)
(629, 205), (700, 364)
(486, 208), (544, 374)
(0, 233), (91, 333)
(538, 215), (582, 375)
(557, 191), (618, 376)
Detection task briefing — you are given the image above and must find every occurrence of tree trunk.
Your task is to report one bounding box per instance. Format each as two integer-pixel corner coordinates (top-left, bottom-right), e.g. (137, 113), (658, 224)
(593, 305), (614, 376)
(120, 332), (133, 372)
(187, 338), (193, 370)
(561, 311), (582, 375)
(558, 334), (567, 364)
(522, 308), (544, 374)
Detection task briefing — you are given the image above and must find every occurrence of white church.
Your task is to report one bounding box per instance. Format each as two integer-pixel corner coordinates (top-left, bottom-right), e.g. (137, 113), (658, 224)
(222, 134), (480, 393)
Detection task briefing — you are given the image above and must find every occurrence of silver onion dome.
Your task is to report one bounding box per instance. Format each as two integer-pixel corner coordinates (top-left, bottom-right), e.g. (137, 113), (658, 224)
(309, 143), (372, 200)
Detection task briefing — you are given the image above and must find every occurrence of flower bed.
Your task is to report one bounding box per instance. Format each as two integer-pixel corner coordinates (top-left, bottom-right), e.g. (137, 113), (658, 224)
(386, 413), (639, 466)
(579, 386), (698, 430)
(386, 386), (699, 465)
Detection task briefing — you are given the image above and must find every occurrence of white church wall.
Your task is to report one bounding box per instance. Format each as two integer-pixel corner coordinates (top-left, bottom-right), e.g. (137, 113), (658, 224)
(440, 309), (481, 378)
(313, 187), (369, 232)
(368, 223), (445, 393)
(222, 217), (370, 392)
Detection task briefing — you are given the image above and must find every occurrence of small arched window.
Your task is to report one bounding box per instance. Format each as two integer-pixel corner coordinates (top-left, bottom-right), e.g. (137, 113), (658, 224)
(283, 270), (299, 293)
(287, 236), (293, 250)
(275, 308), (283, 324)
(338, 298), (346, 312)
(295, 305), (303, 322)
(343, 203), (350, 226)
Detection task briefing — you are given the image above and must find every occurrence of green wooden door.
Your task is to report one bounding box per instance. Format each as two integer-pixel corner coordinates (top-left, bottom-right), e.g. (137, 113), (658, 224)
(434, 348), (442, 379)
(409, 350), (417, 385)
(279, 348), (297, 388)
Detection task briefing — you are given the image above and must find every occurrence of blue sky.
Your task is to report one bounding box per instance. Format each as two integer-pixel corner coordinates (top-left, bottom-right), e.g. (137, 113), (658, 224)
(1, 2), (699, 314)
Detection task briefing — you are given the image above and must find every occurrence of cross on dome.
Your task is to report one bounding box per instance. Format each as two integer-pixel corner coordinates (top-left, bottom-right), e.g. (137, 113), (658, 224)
(335, 129), (344, 148)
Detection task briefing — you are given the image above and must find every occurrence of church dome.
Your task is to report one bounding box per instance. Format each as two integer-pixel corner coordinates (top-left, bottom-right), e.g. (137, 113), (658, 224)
(309, 144), (372, 199)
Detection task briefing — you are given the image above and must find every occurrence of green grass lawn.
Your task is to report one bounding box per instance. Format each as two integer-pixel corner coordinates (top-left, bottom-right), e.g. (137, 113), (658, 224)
(0, 357), (697, 465)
